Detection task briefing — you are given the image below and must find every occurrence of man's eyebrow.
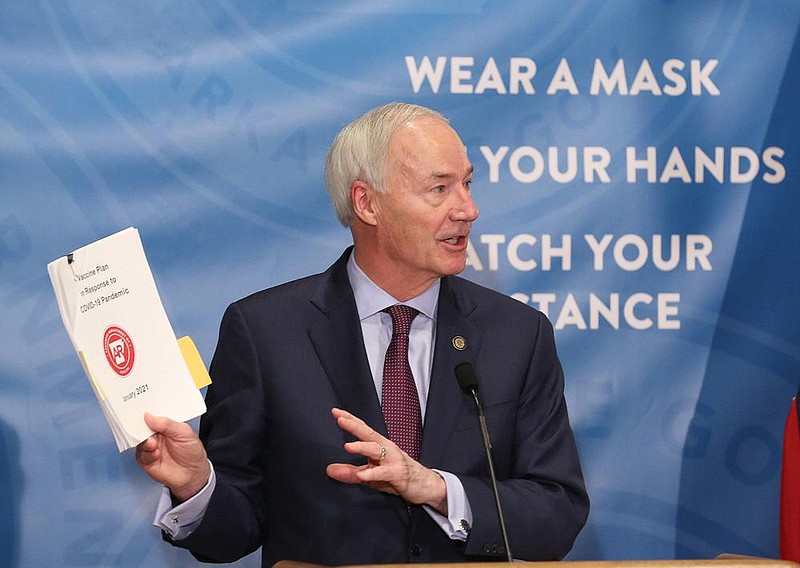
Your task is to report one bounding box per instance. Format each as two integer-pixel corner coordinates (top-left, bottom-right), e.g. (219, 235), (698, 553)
(429, 165), (474, 180)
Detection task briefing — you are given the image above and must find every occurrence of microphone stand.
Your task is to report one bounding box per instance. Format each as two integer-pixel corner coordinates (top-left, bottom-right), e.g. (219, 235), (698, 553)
(469, 388), (513, 562)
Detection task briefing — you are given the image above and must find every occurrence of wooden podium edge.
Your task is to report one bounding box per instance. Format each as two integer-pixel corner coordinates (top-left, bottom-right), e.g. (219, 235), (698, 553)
(274, 558), (800, 568)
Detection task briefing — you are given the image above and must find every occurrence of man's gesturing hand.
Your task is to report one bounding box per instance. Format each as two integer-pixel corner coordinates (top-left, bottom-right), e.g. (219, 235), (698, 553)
(325, 408), (448, 514)
(135, 413), (211, 503)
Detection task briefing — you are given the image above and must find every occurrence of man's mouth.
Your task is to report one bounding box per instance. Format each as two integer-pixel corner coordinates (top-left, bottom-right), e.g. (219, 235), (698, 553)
(443, 235), (468, 245)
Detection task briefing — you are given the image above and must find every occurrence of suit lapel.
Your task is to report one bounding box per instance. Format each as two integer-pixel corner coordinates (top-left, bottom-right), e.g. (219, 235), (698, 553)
(306, 258), (482, 464)
(420, 277), (481, 465)
(307, 249), (386, 435)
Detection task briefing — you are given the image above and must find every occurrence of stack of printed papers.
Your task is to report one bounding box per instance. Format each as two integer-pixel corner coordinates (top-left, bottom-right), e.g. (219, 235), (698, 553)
(47, 227), (207, 452)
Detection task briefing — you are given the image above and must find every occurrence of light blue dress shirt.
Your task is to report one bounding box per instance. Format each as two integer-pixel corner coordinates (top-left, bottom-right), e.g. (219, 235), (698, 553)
(154, 253), (473, 541)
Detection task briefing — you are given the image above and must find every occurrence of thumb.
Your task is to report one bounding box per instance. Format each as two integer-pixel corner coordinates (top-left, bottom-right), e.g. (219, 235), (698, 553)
(143, 413), (189, 439)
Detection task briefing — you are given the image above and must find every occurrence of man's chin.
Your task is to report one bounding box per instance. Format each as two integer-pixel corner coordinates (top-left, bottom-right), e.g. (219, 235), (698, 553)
(436, 256), (468, 277)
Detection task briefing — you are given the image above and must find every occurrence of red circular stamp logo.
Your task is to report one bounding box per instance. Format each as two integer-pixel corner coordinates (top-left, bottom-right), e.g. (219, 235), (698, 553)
(103, 325), (135, 377)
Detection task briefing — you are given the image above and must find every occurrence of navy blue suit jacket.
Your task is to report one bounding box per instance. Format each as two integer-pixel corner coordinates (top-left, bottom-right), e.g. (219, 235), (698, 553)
(176, 248), (588, 566)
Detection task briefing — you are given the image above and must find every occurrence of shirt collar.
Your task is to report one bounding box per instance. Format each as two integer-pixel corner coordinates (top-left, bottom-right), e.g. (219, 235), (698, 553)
(346, 252), (440, 321)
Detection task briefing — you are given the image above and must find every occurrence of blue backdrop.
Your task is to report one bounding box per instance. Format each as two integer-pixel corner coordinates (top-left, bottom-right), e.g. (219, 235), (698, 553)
(2, 1), (799, 566)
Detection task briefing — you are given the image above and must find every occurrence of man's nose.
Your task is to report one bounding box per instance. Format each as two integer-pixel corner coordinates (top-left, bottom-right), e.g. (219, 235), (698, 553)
(452, 187), (479, 222)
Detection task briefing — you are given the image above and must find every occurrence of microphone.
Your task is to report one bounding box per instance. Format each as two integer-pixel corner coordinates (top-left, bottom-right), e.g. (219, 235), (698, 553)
(454, 362), (513, 562)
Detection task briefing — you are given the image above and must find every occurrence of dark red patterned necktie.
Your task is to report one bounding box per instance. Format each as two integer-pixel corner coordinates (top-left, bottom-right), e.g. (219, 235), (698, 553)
(382, 304), (422, 460)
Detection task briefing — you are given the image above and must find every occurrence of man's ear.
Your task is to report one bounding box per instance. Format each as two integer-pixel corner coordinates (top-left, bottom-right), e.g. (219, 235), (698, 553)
(351, 181), (379, 226)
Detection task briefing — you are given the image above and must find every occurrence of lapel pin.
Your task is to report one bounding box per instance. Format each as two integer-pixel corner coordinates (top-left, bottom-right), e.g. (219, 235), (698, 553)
(452, 335), (466, 351)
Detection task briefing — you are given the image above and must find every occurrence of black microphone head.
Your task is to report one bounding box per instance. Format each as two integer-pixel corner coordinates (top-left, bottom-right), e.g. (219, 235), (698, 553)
(455, 362), (479, 393)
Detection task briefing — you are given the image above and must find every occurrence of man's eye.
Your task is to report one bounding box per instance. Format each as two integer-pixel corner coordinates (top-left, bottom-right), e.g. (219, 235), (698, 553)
(432, 185), (446, 193)
(464, 180), (473, 190)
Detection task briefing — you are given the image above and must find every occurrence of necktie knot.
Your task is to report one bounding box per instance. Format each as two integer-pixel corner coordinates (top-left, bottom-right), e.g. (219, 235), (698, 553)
(384, 304), (419, 337)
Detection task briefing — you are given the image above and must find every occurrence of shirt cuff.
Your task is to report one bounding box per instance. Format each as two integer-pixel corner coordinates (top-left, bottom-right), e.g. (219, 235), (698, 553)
(152, 461), (216, 541)
(423, 469), (473, 541)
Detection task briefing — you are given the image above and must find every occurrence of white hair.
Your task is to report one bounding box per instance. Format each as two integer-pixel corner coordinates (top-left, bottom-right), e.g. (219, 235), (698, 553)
(324, 102), (448, 226)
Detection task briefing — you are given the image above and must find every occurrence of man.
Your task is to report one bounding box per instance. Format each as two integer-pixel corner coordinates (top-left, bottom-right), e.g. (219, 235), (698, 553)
(136, 102), (588, 566)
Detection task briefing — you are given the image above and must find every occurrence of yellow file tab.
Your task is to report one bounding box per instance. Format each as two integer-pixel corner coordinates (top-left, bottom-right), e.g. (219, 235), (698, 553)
(177, 336), (212, 389)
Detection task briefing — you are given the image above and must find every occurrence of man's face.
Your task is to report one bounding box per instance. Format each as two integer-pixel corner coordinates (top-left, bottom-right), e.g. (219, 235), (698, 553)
(370, 117), (478, 286)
